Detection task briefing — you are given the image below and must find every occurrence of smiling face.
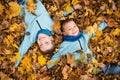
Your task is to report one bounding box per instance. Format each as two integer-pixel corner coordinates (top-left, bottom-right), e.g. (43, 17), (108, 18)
(37, 34), (54, 52)
(62, 20), (79, 36)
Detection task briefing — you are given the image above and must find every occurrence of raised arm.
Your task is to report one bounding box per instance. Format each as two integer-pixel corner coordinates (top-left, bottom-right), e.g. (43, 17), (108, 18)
(40, 43), (71, 72)
(62, 4), (82, 16)
(89, 21), (107, 38)
(14, 34), (33, 67)
(14, 0), (52, 67)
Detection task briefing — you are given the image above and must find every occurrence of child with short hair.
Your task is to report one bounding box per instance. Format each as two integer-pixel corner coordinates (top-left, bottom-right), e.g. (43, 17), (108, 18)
(40, 19), (120, 75)
(14, 0), (82, 67)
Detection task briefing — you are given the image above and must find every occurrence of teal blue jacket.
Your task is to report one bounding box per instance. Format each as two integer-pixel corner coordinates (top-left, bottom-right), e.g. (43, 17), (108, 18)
(46, 21), (107, 69)
(14, 0), (75, 67)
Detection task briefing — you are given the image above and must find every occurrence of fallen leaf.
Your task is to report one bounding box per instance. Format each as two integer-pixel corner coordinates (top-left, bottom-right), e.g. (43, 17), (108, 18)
(0, 3), (5, 15)
(38, 55), (47, 66)
(112, 28), (120, 36)
(62, 65), (71, 79)
(67, 53), (76, 67)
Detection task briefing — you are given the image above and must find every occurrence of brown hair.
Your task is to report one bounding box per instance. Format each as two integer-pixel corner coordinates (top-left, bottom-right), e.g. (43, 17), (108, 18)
(60, 18), (74, 32)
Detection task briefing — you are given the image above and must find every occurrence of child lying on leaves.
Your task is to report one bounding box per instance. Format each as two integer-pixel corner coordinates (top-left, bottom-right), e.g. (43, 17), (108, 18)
(14, 0), (82, 67)
(40, 18), (120, 75)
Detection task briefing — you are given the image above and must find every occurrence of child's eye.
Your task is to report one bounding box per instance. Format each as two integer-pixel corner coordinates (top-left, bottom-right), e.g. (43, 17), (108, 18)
(45, 42), (49, 44)
(68, 28), (72, 30)
(39, 44), (42, 47)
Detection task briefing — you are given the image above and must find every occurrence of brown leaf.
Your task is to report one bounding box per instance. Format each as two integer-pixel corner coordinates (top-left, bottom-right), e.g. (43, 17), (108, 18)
(66, 53), (76, 67)
(62, 65), (71, 79)
(107, 18), (118, 27)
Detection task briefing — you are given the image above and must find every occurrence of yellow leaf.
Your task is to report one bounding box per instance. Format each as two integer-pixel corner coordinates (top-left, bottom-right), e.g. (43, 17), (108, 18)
(72, 0), (79, 5)
(3, 37), (10, 46)
(93, 23), (98, 32)
(62, 65), (71, 79)
(18, 67), (24, 74)
(50, 6), (57, 12)
(28, 0), (34, 3)
(96, 16), (104, 21)
(4, 49), (12, 54)
(38, 55), (47, 66)
(54, 60), (58, 65)
(27, 0), (36, 13)
(106, 9), (113, 15)
(84, 11), (88, 16)
(113, 10), (120, 17)
(15, 52), (20, 60)
(47, 60), (52, 66)
(12, 43), (18, 49)
(0, 3), (5, 15)
(22, 55), (31, 64)
(55, 11), (64, 18)
(96, 46), (100, 52)
(104, 36), (113, 43)
(6, 2), (20, 18)
(52, 21), (60, 30)
(112, 28), (120, 36)
(7, 35), (14, 43)
(0, 56), (5, 61)
(54, 37), (59, 44)
(27, 73), (36, 80)
(108, 0), (112, 3)
(96, 30), (103, 37)
(10, 23), (19, 31)
(86, 23), (98, 36)
(85, 7), (95, 15)
(101, 2), (107, 6)
(92, 58), (98, 64)
(87, 64), (94, 74)
(65, 3), (73, 13)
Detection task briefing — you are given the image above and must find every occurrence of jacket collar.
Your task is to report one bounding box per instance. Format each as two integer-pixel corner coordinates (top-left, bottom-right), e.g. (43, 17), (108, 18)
(63, 32), (83, 42)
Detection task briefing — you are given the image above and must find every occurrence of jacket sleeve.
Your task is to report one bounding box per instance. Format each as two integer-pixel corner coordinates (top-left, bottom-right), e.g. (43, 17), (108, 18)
(14, 34), (33, 67)
(46, 43), (68, 69)
(14, 0), (48, 67)
(62, 5), (75, 16)
(46, 51), (61, 69)
(89, 21), (107, 38)
(101, 63), (120, 75)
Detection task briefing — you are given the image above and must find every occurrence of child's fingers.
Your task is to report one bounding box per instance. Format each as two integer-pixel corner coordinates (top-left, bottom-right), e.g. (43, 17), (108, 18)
(74, 4), (82, 10)
(40, 66), (47, 73)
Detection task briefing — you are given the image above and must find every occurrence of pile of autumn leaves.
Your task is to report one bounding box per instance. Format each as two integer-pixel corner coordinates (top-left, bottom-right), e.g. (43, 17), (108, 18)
(0, 0), (120, 80)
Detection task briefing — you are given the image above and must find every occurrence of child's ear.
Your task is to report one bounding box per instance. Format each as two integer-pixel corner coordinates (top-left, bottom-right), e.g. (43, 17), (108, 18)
(50, 36), (54, 40)
(62, 32), (67, 36)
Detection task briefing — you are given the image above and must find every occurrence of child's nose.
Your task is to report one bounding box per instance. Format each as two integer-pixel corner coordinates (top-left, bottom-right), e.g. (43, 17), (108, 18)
(73, 28), (76, 31)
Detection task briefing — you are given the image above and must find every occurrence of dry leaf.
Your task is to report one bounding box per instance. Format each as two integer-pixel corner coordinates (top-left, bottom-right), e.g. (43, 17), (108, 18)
(0, 3), (5, 15)
(67, 53), (76, 67)
(107, 18), (118, 27)
(112, 28), (120, 36)
(38, 55), (47, 66)
(27, 0), (36, 13)
(62, 65), (71, 79)
(6, 2), (20, 18)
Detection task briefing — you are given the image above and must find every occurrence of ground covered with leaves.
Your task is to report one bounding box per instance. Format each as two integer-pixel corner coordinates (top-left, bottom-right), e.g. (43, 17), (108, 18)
(0, 0), (120, 80)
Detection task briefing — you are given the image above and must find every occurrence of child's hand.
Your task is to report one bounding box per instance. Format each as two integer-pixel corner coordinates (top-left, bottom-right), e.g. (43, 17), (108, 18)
(74, 4), (82, 10)
(40, 66), (48, 73)
(101, 16), (118, 27)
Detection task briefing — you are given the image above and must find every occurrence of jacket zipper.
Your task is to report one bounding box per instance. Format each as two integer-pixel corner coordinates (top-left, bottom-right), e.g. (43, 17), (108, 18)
(36, 20), (42, 30)
(78, 40), (83, 50)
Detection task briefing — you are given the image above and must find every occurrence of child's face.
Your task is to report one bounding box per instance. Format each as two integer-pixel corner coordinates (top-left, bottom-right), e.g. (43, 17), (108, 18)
(62, 20), (79, 36)
(37, 34), (54, 52)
